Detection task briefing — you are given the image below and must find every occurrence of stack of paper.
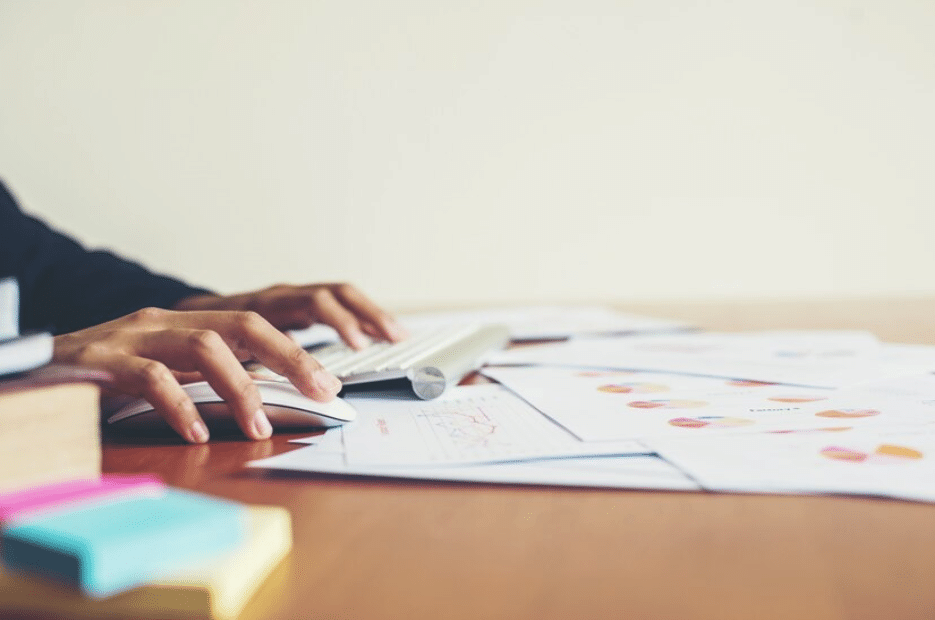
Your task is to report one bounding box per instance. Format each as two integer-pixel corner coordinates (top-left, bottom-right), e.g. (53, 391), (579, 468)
(253, 385), (698, 491)
(250, 316), (935, 505)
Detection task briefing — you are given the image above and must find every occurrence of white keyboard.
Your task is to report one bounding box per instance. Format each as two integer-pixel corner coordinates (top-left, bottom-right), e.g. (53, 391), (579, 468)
(253, 323), (510, 400)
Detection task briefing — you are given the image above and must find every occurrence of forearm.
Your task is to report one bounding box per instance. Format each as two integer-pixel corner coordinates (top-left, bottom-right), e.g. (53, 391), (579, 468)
(1, 181), (211, 334)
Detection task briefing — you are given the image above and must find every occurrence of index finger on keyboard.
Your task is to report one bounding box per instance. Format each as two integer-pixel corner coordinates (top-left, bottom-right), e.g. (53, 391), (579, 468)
(331, 284), (407, 343)
(306, 290), (371, 350)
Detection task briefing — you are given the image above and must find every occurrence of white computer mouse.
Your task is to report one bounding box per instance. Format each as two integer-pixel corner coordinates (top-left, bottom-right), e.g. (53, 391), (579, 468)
(106, 379), (357, 433)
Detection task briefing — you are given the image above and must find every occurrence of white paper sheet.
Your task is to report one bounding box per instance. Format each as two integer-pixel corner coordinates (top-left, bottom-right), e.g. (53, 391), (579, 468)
(647, 426), (935, 503)
(483, 366), (935, 442)
(287, 305), (693, 347)
(487, 331), (935, 389)
(249, 443), (700, 491)
(290, 427), (344, 450)
(397, 305), (692, 341)
(340, 385), (647, 466)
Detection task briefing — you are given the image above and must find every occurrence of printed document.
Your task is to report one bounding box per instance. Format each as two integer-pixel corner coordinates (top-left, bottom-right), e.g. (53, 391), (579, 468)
(340, 385), (646, 466)
(483, 366), (935, 442)
(646, 426), (935, 503)
(249, 447), (700, 491)
(489, 331), (935, 388)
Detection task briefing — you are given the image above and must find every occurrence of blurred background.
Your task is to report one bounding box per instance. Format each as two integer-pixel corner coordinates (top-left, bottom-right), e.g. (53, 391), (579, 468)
(1, 1), (934, 312)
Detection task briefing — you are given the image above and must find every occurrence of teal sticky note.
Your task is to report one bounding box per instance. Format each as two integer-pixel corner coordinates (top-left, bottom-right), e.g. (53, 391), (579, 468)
(1, 488), (245, 598)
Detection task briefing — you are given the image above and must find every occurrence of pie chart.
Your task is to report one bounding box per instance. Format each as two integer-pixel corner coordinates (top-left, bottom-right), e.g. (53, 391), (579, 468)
(597, 383), (669, 394)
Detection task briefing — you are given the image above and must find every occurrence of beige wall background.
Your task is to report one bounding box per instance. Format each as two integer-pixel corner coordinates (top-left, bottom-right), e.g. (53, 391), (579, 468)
(1, 1), (934, 311)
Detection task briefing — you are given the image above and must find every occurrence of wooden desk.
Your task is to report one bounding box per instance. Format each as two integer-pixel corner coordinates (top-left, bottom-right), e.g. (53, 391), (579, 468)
(101, 297), (935, 620)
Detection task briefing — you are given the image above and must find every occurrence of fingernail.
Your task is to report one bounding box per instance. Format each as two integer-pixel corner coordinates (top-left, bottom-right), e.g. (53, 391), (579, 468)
(387, 321), (408, 341)
(350, 334), (370, 350)
(189, 421), (210, 444)
(253, 409), (273, 439)
(314, 369), (342, 393)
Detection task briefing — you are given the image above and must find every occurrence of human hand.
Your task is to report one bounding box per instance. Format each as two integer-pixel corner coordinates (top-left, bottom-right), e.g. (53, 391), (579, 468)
(174, 282), (406, 350)
(53, 307), (343, 444)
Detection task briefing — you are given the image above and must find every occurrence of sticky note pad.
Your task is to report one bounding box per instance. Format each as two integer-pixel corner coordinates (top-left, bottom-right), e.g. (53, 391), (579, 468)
(0, 505), (291, 619)
(1, 488), (245, 598)
(146, 505), (292, 619)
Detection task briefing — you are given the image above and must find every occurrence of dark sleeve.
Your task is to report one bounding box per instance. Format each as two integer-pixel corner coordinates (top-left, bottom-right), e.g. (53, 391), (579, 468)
(0, 181), (213, 335)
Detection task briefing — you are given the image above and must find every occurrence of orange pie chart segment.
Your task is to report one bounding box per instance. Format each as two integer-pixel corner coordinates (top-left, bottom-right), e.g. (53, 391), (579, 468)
(815, 408), (881, 419)
(668, 416), (755, 429)
(769, 426), (851, 435)
(628, 399), (708, 410)
(875, 444), (924, 460)
(597, 383), (669, 394)
(768, 395), (828, 403)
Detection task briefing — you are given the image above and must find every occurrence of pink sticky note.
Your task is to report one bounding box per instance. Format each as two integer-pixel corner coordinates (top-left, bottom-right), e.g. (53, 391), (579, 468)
(0, 475), (164, 523)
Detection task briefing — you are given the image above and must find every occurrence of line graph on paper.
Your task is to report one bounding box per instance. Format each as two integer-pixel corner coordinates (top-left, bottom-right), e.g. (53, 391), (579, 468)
(409, 389), (589, 463)
(342, 385), (647, 466)
(417, 404), (501, 448)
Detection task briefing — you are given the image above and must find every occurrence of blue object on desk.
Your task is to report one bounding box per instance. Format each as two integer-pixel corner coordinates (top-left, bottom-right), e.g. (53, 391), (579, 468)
(0, 488), (246, 598)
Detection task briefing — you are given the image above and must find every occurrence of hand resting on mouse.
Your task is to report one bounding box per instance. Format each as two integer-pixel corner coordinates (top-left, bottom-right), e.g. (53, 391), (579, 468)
(108, 379), (357, 432)
(53, 307), (345, 443)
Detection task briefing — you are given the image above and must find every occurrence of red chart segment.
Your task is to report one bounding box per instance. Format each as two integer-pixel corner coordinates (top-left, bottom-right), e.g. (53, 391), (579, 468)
(726, 379), (777, 388)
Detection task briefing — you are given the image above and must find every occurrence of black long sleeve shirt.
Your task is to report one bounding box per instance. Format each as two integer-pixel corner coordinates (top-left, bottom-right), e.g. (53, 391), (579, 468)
(0, 181), (212, 335)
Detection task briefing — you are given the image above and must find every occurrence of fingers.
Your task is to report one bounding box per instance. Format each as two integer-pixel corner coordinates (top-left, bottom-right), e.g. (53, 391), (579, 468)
(132, 328), (272, 440)
(93, 352), (211, 444)
(307, 289), (372, 350)
(331, 284), (407, 343)
(190, 283), (406, 349)
(291, 284), (406, 349)
(56, 307), (344, 444)
(56, 296), (397, 443)
(165, 311), (342, 402)
(171, 370), (205, 385)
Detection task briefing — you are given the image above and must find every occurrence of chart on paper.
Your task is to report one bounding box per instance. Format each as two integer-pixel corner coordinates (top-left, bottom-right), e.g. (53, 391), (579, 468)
(411, 395), (571, 460)
(646, 427), (935, 502)
(342, 385), (646, 466)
